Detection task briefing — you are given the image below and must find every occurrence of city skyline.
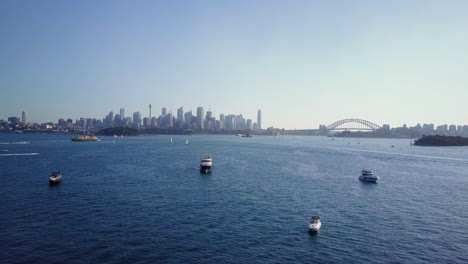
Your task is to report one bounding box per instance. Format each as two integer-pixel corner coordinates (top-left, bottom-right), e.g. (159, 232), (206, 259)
(1, 1), (468, 128)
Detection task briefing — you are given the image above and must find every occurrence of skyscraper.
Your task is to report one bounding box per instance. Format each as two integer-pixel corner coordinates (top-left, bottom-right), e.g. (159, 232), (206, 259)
(120, 108), (125, 119)
(197, 106), (204, 129)
(177, 107), (184, 123)
(21, 111), (26, 124)
(133, 112), (142, 127)
(162, 107), (167, 116)
(257, 109), (262, 130)
(184, 111), (192, 126)
(168, 113), (173, 128)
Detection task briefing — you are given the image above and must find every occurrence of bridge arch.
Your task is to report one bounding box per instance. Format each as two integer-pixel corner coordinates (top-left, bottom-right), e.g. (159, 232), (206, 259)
(326, 118), (381, 131)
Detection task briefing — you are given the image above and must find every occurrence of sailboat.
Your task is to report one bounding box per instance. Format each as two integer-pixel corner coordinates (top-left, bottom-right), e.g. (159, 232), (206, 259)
(185, 139), (189, 145)
(170, 137), (173, 143)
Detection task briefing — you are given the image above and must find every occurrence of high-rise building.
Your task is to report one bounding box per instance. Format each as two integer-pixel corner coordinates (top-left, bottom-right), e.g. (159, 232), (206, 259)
(257, 109), (262, 130)
(246, 119), (253, 130)
(206, 110), (212, 120)
(220, 114), (225, 129)
(184, 111), (192, 126)
(162, 107), (167, 116)
(120, 108), (125, 119)
(149, 104), (152, 119)
(177, 107), (184, 123)
(226, 115), (235, 130)
(22, 111), (26, 124)
(133, 112), (142, 127)
(168, 113), (174, 128)
(197, 107), (204, 129)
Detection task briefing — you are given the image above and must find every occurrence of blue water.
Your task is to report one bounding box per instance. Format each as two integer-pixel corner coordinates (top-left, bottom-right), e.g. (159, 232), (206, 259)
(1, 134), (467, 263)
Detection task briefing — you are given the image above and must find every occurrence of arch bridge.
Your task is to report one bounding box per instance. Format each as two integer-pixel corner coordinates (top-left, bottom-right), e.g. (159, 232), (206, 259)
(326, 118), (381, 131)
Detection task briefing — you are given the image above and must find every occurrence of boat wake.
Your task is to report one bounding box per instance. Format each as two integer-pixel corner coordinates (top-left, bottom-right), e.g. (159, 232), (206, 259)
(0, 153), (42, 156)
(0, 141), (30, 145)
(320, 146), (468, 162)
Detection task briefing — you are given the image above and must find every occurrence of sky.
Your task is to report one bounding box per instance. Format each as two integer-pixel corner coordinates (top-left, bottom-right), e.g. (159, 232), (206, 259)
(1, 0), (468, 129)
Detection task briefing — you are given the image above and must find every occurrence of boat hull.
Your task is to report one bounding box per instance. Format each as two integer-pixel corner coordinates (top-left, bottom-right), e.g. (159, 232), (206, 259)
(359, 176), (378, 183)
(49, 177), (62, 185)
(200, 165), (212, 174)
(308, 223), (321, 232)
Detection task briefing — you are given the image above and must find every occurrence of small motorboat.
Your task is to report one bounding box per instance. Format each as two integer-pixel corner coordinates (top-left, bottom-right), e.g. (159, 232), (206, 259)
(200, 154), (212, 173)
(49, 171), (62, 184)
(309, 216), (321, 232)
(359, 169), (379, 183)
(170, 137), (173, 143)
(185, 139), (189, 145)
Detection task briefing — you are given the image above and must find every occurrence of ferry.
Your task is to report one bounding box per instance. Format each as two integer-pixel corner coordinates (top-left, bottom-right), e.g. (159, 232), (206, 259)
(200, 154), (213, 173)
(71, 136), (100, 142)
(359, 169), (379, 183)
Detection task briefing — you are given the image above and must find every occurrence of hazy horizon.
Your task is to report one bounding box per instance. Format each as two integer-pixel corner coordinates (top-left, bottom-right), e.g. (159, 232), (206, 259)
(1, 0), (468, 129)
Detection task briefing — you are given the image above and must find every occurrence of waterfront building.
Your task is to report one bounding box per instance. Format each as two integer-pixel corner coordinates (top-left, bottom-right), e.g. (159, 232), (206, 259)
(8, 117), (20, 124)
(58, 119), (67, 127)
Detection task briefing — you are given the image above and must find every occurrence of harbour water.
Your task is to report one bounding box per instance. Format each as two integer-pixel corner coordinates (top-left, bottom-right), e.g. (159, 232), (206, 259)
(1, 134), (467, 263)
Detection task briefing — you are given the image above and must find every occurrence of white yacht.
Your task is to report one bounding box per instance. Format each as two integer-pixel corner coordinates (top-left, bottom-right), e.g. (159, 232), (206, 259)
(200, 154), (212, 173)
(49, 171), (62, 184)
(170, 137), (173, 143)
(185, 139), (189, 145)
(309, 216), (321, 232)
(113, 134), (118, 138)
(359, 169), (379, 183)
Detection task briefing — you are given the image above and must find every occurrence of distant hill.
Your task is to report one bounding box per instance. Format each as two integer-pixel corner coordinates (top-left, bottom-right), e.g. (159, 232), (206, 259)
(97, 127), (140, 136)
(414, 135), (468, 146)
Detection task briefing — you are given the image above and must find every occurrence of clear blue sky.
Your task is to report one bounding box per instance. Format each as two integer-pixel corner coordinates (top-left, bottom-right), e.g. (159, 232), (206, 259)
(1, 0), (467, 129)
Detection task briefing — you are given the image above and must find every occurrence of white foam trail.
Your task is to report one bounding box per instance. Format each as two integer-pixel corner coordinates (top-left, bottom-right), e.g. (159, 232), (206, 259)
(315, 146), (468, 162)
(0, 153), (41, 156)
(0, 141), (30, 145)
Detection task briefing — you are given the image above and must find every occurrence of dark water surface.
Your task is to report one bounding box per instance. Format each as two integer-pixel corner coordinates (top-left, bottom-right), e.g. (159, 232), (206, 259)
(1, 134), (467, 263)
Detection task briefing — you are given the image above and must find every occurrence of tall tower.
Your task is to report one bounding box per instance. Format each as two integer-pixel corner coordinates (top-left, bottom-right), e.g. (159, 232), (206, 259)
(149, 104), (152, 119)
(197, 106), (204, 129)
(22, 111), (26, 124)
(120, 108), (125, 119)
(257, 109), (262, 130)
(162, 107), (167, 116)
